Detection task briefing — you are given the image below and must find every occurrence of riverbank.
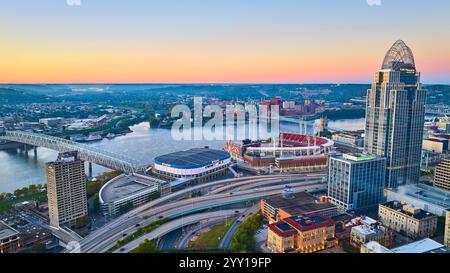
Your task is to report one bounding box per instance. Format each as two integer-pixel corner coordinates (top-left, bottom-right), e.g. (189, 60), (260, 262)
(0, 118), (365, 193)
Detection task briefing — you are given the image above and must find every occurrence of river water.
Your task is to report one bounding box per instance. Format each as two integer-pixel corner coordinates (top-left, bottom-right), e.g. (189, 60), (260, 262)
(0, 118), (365, 193)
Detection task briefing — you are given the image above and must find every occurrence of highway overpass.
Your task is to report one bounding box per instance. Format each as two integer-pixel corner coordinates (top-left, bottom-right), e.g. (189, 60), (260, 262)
(78, 180), (326, 253)
(114, 210), (241, 253)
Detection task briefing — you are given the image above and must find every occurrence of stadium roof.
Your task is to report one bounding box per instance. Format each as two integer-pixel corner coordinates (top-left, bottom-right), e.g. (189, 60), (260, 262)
(154, 148), (230, 169)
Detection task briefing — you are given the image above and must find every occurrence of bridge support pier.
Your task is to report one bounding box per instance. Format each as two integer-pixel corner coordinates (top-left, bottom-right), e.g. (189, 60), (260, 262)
(34, 146), (38, 158)
(88, 162), (93, 178)
(23, 144), (28, 157)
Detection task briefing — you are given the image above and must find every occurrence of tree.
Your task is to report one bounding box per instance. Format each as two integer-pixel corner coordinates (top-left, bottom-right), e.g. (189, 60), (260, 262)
(93, 193), (101, 213)
(75, 215), (90, 229)
(130, 239), (158, 253)
(230, 213), (262, 253)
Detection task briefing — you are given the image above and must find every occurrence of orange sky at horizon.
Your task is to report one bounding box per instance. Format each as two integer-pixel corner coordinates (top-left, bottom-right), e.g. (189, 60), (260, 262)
(1, 1), (450, 84)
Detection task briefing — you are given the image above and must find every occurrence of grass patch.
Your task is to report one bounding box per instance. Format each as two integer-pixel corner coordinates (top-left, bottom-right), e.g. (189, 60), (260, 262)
(107, 218), (169, 253)
(188, 220), (233, 249)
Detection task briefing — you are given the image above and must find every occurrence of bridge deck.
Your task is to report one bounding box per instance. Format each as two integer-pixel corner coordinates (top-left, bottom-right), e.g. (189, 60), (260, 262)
(0, 130), (145, 174)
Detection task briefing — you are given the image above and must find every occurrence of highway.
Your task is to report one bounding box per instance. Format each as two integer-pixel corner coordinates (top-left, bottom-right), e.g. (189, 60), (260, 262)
(114, 210), (241, 253)
(86, 181), (325, 253)
(218, 205), (260, 249)
(176, 219), (229, 250)
(208, 173), (324, 195)
(72, 175), (292, 253)
(71, 173), (326, 253)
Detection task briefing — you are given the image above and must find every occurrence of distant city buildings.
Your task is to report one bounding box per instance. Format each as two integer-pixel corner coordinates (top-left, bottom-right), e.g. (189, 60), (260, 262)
(39, 117), (65, 128)
(378, 201), (438, 240)
(46, 151), (88, 228)
(332, 131), (364, 147)
(327, 153), (386, 211)
(422, 137), (449, 154)
(364, 40), (426, 188)
(267, 214), (337, 253)
(433, 159), (450, 191)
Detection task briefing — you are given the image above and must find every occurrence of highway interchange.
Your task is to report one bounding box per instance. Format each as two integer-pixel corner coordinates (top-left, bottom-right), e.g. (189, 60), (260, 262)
(70, 172), (327, 253)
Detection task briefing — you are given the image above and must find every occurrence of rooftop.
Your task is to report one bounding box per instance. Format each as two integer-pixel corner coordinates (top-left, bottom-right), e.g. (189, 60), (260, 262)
(342, 153), (377, 162)
(363, 241), (393, 253)
(269, 214), (335, 237)
(331, 153), (384, 164)
(392, 238), (446, 254)
(263, 192), (336, 216)
(425, 137), (448, 143)
(380, 201), (437, 220)
(0, 221), (19, 241)
(386, 184), (450, 209)
(286, 214), (334, 232)
(351, 223), (383, 237)
(100, 174), (159, 204)
(154, 148), (230, 169)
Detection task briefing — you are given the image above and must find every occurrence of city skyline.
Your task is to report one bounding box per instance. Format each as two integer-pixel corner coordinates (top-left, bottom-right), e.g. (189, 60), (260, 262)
(1, 0), (450, 84)
(1, 0), (450, 257)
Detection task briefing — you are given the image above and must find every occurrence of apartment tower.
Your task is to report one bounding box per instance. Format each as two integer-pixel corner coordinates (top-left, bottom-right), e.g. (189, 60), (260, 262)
(46, 151), (88, 227)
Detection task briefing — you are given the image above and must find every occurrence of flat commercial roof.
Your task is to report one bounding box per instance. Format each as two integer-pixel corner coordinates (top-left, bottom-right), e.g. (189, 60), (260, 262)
(381, 201), (437, 220)
(154, 148), (230, 169)
(352, 225), (378, 236)
(392, 238), (445, 253)
(285, 214), (334, 232)
(100, 174), (158, 204)
(387, 184), (450, 208)
(0, 221), (19, 240)
(263, 192), (336, 216)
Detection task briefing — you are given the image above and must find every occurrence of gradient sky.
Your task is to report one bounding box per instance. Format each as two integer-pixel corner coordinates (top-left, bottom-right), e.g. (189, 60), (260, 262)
(1, 0), (450, 84)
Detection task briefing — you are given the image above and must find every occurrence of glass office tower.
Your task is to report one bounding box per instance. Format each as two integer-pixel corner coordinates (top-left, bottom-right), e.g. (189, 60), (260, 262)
(328, 153), (386, 211)
(364, 40), (426, 188)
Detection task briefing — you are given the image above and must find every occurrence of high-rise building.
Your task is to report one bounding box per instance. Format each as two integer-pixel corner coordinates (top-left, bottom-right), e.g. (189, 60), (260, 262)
(328, 153), (386, 211)
(46, 151), (88, 228)
(445, 209), (450, 248)
(364, 40), (426, 188)
(433, 159), (450, 191)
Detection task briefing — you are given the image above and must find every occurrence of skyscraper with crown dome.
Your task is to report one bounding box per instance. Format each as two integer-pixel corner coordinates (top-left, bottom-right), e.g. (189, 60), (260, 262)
(364, 40), (427, 188)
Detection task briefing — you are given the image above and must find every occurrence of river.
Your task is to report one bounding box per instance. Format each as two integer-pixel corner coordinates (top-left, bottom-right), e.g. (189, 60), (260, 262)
(0, 118), (365, 193)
